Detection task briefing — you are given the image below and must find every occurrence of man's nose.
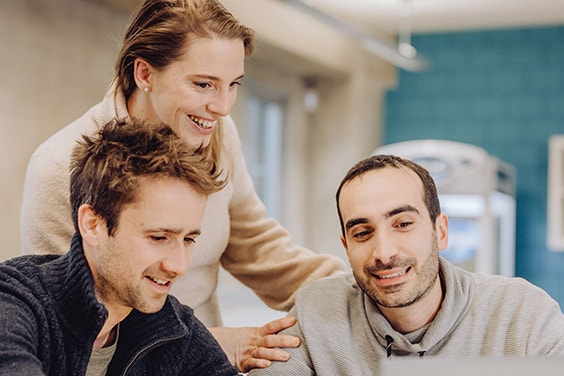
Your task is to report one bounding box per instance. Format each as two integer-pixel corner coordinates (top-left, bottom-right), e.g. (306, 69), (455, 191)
(161, 242), (192, 277)
(370, 232), (398, 264)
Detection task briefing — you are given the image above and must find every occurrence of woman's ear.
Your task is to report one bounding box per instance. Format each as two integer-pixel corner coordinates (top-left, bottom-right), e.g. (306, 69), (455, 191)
(77, 204), (102, 247)
(133, 57), (154, 91)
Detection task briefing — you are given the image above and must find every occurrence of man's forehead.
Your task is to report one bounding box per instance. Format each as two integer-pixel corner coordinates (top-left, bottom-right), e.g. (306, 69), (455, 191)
(340, 168), (426, 215)
(342, 167), (421, 196)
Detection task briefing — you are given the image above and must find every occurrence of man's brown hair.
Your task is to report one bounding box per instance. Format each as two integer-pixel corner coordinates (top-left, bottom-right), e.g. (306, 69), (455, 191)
(70, 120), (226, 236)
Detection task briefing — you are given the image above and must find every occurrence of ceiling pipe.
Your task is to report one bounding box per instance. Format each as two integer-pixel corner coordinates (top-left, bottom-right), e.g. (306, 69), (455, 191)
(275, 0), (429, 72)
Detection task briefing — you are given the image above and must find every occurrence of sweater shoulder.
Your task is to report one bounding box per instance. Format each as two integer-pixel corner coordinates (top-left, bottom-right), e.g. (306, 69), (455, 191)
(470, 271), (547, 295)
(469, 272), (557, 308)
(294, 274), (361, 315)
(0, 255), (58, 315)
(1, 255), (59, 283)
(31, 102), (106, 163)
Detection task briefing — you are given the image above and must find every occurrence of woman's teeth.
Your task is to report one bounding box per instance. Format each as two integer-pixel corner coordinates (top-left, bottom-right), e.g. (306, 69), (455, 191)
(189, 115), (215, 129)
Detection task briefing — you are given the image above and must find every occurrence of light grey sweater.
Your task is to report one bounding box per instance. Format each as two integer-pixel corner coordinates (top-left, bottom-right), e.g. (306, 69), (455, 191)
(249, 258), (564, 376)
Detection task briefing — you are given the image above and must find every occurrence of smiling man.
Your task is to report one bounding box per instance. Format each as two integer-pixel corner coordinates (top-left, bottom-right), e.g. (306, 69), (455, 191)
(249, 154), (564, 376)
(0, 121), (237, 375)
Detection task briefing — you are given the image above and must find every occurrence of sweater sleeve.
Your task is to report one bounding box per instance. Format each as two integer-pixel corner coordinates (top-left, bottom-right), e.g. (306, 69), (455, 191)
(20, 93), (120, 256)
(512, 281), (564, 355)
(218, 118), (347, 311)
(183, 316), (240, 376)
(247, 307), (315, 376)
(0, 274), (48, 375)
(20, 142), (74, 256)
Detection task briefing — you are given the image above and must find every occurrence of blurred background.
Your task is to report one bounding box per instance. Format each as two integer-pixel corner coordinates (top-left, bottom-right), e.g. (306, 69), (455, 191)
(2, 0), (564, 324)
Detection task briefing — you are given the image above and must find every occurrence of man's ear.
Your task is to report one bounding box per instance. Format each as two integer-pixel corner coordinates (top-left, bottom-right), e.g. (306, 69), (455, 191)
(341, 235), (352, 262)
(77, 204), (103, 247)
(435, 213), (449, 251)
(133, 57), (154, 91)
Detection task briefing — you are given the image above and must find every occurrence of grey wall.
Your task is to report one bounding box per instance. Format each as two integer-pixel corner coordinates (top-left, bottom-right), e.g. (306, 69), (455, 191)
(1, 0), (128, 260)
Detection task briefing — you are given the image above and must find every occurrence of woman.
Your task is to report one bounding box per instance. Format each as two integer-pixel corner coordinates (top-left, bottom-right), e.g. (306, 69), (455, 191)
(20, 0), (346, 372)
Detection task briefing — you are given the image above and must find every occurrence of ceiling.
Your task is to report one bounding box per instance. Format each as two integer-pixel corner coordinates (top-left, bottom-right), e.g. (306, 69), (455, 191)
(102, 0), (564, 35)
(303, 0), (564, 35)
(98, 0), (564, 71)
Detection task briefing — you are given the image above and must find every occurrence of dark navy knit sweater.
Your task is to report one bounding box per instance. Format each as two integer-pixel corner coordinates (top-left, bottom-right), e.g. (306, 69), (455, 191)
(0, 233), (238, 376)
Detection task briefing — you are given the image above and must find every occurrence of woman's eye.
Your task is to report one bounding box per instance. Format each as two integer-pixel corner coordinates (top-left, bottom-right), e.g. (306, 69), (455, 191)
(195, 82), (211, 89)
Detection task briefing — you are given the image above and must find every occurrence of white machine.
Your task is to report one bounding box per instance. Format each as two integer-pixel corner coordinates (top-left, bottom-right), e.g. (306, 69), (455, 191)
(375, 139), (516, 276)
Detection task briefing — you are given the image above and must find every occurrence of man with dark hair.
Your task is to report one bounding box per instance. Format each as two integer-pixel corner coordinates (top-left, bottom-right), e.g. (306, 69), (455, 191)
(0, 120), (237, 375)
(250, 154), (564, 376)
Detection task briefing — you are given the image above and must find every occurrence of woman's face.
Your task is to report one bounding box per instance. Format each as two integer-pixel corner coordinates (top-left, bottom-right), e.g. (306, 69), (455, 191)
(142, 37), (245, 150)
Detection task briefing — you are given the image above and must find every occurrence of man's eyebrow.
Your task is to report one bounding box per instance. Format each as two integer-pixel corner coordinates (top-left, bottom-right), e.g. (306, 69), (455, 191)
(385, 205), (419, 219)
(344, 205), (420, 231)
(345, 217), (369, 231)
(145, 227), (201, 236)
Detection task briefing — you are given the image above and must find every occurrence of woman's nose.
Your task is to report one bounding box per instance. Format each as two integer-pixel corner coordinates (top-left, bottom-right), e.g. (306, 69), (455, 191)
(207, 88), (235, 117)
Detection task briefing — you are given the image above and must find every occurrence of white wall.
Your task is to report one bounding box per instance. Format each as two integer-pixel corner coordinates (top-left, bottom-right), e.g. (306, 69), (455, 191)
(0, 0), (396, 263)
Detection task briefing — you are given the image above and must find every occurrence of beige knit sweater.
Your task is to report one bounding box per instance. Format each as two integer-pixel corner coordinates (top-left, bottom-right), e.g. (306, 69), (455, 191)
(20, 84), (346, 327)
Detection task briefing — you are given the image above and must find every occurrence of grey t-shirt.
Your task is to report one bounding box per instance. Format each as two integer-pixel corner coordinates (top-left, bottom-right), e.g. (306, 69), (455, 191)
(85, 325), (119, 376)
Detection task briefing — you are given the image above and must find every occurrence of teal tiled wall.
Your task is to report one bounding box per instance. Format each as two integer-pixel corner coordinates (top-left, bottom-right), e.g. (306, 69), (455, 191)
(384, 26), (564, 306)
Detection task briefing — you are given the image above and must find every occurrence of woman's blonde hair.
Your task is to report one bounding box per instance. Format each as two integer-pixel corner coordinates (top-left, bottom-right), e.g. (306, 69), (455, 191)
(115, 0), (254, 162)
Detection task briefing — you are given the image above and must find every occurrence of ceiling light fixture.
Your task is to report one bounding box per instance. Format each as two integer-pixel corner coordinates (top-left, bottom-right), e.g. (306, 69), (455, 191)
(276, 0), (428, 72)
(398, 0), (418, 58)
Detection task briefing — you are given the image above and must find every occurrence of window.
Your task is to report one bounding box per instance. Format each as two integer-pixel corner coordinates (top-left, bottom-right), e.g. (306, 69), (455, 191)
(242, 93), (285, 220)
(548, 135), (564, 251)
(216, 86), (288, 327)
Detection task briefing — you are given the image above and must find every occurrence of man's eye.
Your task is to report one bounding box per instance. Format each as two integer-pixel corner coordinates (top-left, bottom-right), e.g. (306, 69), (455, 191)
(397, 221), (413, 229)
(150, 235), (167, 242)
(353, 230), (372, 239)
(184, 237), (196, 244)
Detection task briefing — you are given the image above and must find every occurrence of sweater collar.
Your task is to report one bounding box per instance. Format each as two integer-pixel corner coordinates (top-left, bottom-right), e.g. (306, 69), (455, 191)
(366, 257), (474, 355)
(109, 80), (130, 121)
(43, 233), (108, 343)
(97, 79), (130, 125)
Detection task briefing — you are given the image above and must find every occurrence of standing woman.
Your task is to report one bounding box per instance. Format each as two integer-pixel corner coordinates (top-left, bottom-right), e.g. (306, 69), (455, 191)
(20, 0), (346, 372)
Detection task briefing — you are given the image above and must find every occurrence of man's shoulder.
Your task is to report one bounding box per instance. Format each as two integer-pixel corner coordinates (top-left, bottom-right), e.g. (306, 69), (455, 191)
(470, 271), (555, 303)
(0, 255), (58, 282)
(0, 255), (57, 317)
(294, 274), (362, 311)
(302, 273), (355, 289)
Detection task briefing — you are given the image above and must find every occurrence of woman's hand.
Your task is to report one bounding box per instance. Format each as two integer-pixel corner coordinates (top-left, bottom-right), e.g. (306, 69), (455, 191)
(209, 316), (300, 372)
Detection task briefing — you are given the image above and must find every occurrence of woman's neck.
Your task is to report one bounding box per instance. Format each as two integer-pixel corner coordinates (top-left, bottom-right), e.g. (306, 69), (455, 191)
(126, 89), (155, 122)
